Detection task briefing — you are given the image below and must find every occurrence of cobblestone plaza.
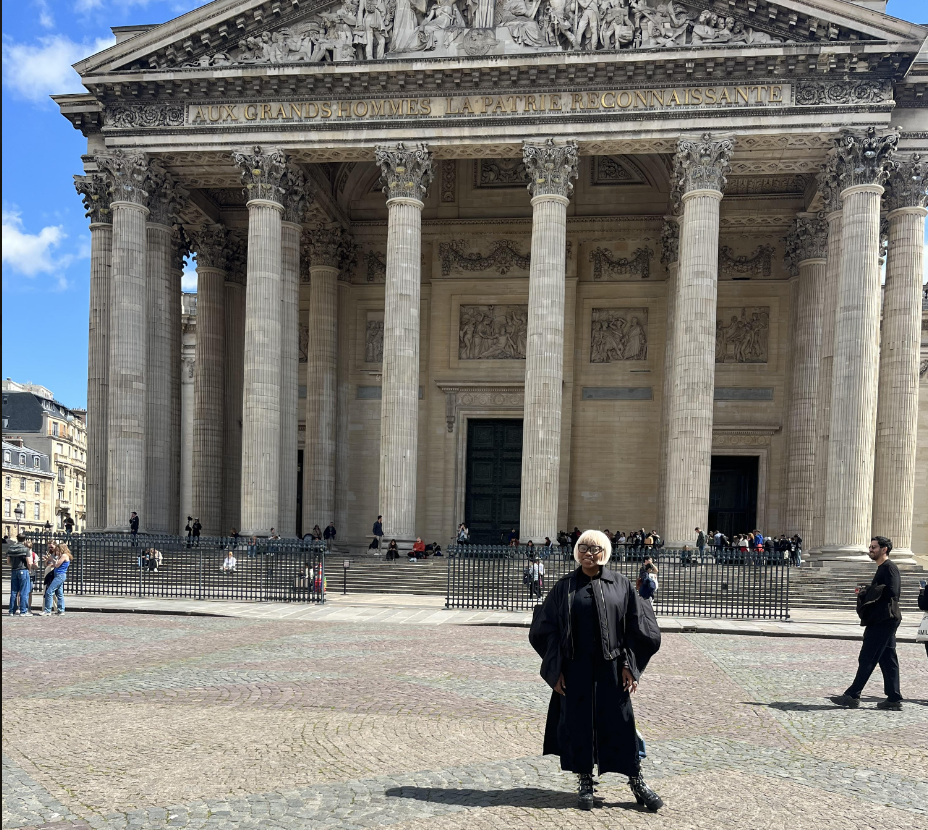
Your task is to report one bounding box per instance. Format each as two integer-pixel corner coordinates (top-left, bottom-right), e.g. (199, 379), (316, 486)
(3, 613), (926, 830)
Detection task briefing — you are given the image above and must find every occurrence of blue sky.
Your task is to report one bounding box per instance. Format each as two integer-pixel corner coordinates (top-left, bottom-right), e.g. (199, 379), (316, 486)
(2, 0), (926, 410)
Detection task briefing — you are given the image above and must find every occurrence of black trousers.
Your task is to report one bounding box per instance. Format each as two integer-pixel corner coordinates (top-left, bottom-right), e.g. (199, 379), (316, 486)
(845, 619), (902, 702)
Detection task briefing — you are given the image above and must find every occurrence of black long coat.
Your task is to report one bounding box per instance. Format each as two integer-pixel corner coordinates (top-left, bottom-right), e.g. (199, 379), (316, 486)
(529, 567), (661, 777)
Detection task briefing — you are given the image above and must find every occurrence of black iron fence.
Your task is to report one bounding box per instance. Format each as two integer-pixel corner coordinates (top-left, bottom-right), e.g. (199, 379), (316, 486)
(446, 546), (790, 619)
(20, 532), (327, 603)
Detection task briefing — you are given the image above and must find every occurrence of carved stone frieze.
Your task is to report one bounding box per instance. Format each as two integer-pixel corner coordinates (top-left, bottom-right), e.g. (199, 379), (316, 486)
(784, 214), (828, 274)
(673, 133), (735, 195)
(590, 156), (643, 186)
(591, 308), (648, 362)
(523, 140), (579, 200)
(365, 318), (384, 364)
(818, 152), (844, 215)
(475, 159), (529, 188)
(147, 161), (188, 226)
(225, 229), (248, 285)
(719, 245), (774, 279)
(725, 175), (808, 196)
(440, 160), (457, 203)
(590, 247), (653, 280)
(439, 239), (529, 276)
(660, 219), (679, 266)
(73, 174), (112, 225)
(103, 103), (184, 129)
(437, 383), (525, 433)
(299, 322), (309, 364)
(833, 128), (898, 191)
(231, 145), (289, 203)
(715, 306), (770, 364)
(459, 305), (527, 360)
(365, 250), (387, 282)
(376, 142), (434, 202)
(795, 80), (890, 107)
(189, 224), (228, 271)
(884, 154), (928, 212)
(95, 150), (150, 207)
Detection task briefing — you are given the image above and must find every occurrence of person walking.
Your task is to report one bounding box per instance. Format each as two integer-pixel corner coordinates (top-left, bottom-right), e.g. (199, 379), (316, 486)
(40, 542), (71, 617)
(323, 522), (337, 550)
(129, 511), (140, 545)
(831, 536), (904, 710)
(695, 528), (706, 560)
(192, 518), (202, 547)
(529, 530), (663, 812)
(7, 534), (33, 616)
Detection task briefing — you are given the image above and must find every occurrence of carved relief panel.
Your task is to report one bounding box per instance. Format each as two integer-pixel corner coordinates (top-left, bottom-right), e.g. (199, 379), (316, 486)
(365, 313), (384, 364)
(715, 306), (770, 364)
(299, 322), (308, 363)
(459, 305), (527, 360)
(591, 308), (649, 362)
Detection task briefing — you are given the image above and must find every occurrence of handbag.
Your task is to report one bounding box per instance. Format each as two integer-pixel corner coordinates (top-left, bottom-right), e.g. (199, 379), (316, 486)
(855, 582), (884, 623)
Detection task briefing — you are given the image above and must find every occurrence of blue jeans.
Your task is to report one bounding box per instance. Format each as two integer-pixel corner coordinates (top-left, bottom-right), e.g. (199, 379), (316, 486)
(43, 573), (66, 613)
(9, 570), (31, 614)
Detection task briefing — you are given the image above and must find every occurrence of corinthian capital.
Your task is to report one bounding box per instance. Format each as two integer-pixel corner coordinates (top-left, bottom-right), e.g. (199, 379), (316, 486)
(171, 225), (191, 273)
(833, 127), (897, 191)
(305, 224), (356, 271)
(884, 154), (927, 212)
(95, 150), (150, 206)
(231, 145), (289, 204)
(73, 173), (112, 225)
(522, 139), (579, 199)
(660, 218), (679, 266)
(147, 161), (189, 226)
(784, 213), (828, 274)
(817, 153), (843, 214)
(673, 133), (735, 195)
(375, 143), (434, 202)
(281, 163), (313, 224)
(189, 224), (228, 271)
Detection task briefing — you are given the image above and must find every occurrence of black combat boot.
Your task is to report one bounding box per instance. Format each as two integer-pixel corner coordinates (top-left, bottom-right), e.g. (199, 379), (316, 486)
(577, 773), (595, 810)
(630, 775), (663, 811)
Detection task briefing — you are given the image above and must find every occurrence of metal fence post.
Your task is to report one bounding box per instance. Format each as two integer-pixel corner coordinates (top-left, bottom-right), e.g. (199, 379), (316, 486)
(198, 543), (203, 601)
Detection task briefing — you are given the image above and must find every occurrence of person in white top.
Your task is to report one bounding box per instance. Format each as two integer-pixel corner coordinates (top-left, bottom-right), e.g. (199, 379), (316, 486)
(530, 557), (545, 598)
(221, 552), (237, 572)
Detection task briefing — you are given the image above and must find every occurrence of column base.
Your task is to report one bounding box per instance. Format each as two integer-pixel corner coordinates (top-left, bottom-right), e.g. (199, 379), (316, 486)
(811, 545), (870, 565)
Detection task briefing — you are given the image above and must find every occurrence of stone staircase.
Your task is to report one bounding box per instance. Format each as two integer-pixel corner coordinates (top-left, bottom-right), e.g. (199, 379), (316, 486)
(791, 562), (924, 614)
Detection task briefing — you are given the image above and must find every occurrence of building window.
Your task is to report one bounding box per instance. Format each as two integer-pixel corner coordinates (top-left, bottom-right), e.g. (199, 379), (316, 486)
(33, 457), (40, 468)
(3, 500), (9, 517)
(58, 488), (64, 501)
(3, 451), (9, 463)
(52, 422), (59, 437)
(19, 454), (25, 466)
(20, 478), (26, 492)
(34, 481), (40, 494)
(58, 469), (65, 484)
(56, 443), (63, 455)
(33, 503), (40, 521)
(4, 477), (9, 490)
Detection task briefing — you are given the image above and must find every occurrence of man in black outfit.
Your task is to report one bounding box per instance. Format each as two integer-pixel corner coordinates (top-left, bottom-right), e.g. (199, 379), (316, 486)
(831, 536), (903, 711)
(129, 512), (140, 545)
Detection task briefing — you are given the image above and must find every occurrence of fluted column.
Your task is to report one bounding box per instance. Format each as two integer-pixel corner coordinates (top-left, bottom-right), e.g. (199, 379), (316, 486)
(518, 140), (579, 542)
(233, 146), (288, 536)
(189, 225), (227, 536)
(279, 170), (308, 538)
(74, 173), (112, 532)
(302, 225), (351, 536)
(169, 228), (188, 535)
(657, 216), (680, 529)
(663, 134), (735, 547)
(783, 214), (828, 543)
(145, 164), (186, 534)
(97, 151), (151, 532)
(375, 143), (434, 541)
(872, 156), (927, 558)
(222, 232), (246, 536)
(823, 129), (898, 557)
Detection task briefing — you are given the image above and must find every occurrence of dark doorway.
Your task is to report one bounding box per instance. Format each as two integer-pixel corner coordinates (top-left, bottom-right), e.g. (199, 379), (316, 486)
(296, 450), (304, 537)
(708, 455), (759, 539)
(464, 419), (523, 545)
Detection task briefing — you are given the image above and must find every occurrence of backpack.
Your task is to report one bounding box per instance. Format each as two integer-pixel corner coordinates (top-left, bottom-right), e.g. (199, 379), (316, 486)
(639, 575), (657, 600)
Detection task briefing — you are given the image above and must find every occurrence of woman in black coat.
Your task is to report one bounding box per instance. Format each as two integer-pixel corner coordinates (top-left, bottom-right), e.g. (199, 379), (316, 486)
(529, 529), (663, 812)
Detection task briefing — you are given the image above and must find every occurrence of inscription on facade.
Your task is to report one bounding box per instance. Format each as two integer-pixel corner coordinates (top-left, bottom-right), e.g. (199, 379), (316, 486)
(591, 308), (648, 362)
(715, 307), (769, 364)
(459, 305), (527, 360)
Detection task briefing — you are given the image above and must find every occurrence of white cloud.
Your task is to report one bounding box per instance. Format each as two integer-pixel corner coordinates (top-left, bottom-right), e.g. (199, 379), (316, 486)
(35, 0), (54, 28)
(181, 265), (198, 292)
(1, 34), (116, 102)
(1, 207), (68, 278)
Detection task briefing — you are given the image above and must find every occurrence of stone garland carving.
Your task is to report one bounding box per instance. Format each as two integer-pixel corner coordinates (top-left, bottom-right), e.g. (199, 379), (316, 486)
(184, 357), (196, 379)
(225, 229), (248, 285)
(879, 216), (889, 267)
(833, 128), (898, 190)
(591, 156), (639, 185)
(281, 164), (311, 224)
(376, 142), (434, 202)
(95, 150), (150, 206)
(439, 239), (529, 276)
(147, 162), (189, 227)
(299, 322), (309, 363)
(783, 214), (827, 274)
(673, 133), (735, 195)
(591, 308), (648, 362)
(441, 160), (457, 203)
(818, 152), (843, 215)
(475, 159), (529, 188)
(523, 139), (579, 199)
(171, 225), (192, 274)
(920, 359), (928, 381)
(719, 245), (773, 279)
(715, 306), (769, 364)
(795, 80), (889, 107)
(660, 219), (679, 266)
(590, 247), (653, 280)
(231, 145), (289, 203)
(366, 250), (387, 282)
(459, 305), (527, 360)
(73, 174), (112, 225)
(103, 104), (184, 129)
(365, 319), (384, 363)
(189, 224), (228, 271)
(188, 0), (785, 67)
(884, 154), (927, 212)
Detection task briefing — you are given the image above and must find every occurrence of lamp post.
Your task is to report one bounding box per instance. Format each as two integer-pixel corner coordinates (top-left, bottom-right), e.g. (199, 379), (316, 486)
(14, 503), (24, 536)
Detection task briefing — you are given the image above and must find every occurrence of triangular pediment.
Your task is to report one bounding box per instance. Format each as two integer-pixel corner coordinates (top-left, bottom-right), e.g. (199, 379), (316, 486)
(75, 0), (926, 76)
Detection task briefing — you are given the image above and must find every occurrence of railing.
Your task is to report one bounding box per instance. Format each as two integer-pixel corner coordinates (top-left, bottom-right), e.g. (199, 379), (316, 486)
(446, 546), (790, 619)
(22, 532), (327, 604)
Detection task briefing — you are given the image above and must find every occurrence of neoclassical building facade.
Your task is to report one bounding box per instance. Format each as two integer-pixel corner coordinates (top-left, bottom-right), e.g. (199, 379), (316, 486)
(56, 0), (928, 555)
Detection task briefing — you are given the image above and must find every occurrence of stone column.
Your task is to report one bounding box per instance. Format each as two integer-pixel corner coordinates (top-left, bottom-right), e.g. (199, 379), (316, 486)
(823, 129), (897, 557)
(783, 214), (828, 543)
(232, 146), (288, 536)
(279, 168), (308, 538)
(180, 295), (197, 531)
(518, 140), (579, 542)
(169, 227), (189, 535)
(302, 225), (351, 536)
(145, 164), (186, 534)
(96, 150), (151, 532)
(657, 216), (680, 530)
(872, 156), (927, 558)
(374, 143), (434, 542)
(222, 232), (246, 536)
(189, 225), (227, 536)
(74, 173), (112, 532)
(662, 134), (735, 547)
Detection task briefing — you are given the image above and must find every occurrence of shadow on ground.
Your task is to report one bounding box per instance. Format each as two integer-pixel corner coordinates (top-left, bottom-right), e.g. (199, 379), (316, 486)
(385, 786), (576, 810)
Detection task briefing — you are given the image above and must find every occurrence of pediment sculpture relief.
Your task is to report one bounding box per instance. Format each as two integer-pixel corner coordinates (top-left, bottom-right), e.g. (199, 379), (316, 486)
(185, 0), (787, 67)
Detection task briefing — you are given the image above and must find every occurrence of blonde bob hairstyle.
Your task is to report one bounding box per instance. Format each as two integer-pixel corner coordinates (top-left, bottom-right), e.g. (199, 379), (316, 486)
(573, 530), (613, 565)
